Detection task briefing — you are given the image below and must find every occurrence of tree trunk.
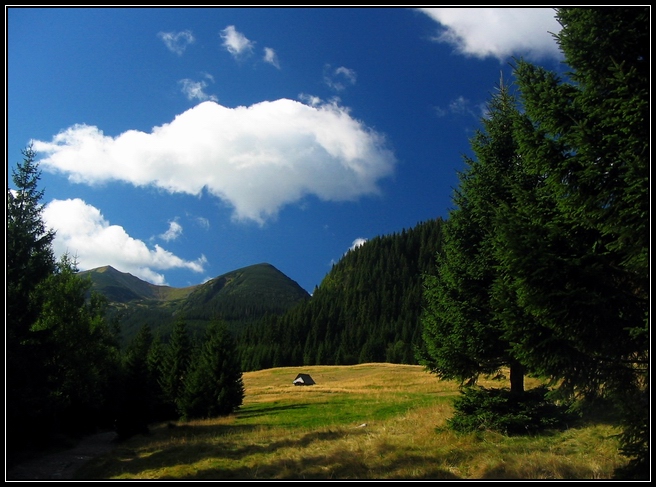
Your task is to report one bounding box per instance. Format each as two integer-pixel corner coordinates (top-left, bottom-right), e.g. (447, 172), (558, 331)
(509, 361), (525, 395)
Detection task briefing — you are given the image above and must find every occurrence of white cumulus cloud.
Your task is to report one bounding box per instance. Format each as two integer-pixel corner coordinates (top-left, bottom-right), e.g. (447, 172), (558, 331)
(158, 30), (195, 55)
(42, 198), (207, 285)
(349, 238), (367, 251)
(32, 98), (396, 224)
(220, 25), (254, 58)
(417, 7), (563, 62)
(299, 93), (322, 107)
(179, 78), (218, 102)
(159, 220), (183, 242)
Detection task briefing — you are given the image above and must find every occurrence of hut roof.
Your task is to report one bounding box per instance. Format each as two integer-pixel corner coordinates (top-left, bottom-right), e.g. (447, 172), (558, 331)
(293, 373), (315, 385)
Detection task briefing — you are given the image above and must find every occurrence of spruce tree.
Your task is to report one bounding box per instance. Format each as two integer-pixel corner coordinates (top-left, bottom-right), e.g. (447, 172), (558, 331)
(500, 7), (648, 477)
(147, 332), (171, 421)
(419, 83), (531, 393)
(159, 318), (194, 417)
(179, 321), (245, 419)
(7, 146), (58, 453)
(7, 144), (56, 337)
(116, 323), (155, 438)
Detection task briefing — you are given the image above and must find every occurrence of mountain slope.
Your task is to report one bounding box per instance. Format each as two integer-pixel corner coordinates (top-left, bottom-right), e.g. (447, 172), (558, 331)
(80, 263), (310, 345)
(178, 263), (311, 322)
(78, 265), (197, 303)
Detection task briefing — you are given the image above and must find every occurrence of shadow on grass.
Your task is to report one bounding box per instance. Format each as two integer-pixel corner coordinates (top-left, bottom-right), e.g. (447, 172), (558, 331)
(175, 444), (462, 480)
(570, 398), (622, 428)
(77, 424), (371, 479)
(76, 416), (466, 480)
(236, 402), (313, 419)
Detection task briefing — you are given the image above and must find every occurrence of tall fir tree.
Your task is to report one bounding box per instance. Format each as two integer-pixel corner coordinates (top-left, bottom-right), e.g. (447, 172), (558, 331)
(179, 321), (245, 420)
(499, 7), (648, 478)
(159, 317), (194, 417)
(7, 144), (57, 337)
(115, 323), (156, 438)
(147, 331), (172, 421)
(419, 83), (531, 394)
(7, 146), (58, 454)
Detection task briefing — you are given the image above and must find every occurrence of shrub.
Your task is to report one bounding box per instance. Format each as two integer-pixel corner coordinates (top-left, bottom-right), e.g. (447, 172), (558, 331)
(447, 385), (576, 435)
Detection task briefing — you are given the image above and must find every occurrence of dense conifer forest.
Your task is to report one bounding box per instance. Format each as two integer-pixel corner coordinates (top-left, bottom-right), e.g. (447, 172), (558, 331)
(237, 218), (445, 370)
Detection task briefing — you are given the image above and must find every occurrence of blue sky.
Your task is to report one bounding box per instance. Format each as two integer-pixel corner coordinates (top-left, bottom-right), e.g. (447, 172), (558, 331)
(7, 7), (565, 293)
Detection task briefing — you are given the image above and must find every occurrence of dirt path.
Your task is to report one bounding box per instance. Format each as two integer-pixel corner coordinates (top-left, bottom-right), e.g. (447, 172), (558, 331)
(6, 431), (119, 481)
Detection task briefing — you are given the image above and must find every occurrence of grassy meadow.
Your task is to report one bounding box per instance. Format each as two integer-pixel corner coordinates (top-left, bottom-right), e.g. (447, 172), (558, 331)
(74, 363), (627, 480)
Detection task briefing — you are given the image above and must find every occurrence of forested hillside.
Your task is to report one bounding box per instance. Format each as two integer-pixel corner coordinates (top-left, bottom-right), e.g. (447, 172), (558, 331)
(237, 218), (445, 371)
(80, 262), (310, 345)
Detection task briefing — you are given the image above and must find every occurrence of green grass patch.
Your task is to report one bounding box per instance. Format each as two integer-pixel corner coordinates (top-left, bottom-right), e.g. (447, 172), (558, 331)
(235, 392), (451, 430)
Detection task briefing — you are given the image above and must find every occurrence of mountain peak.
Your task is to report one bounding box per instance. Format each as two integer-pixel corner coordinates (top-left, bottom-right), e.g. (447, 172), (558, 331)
(81, 261), (310, 345)
(95, 265), (117, 273)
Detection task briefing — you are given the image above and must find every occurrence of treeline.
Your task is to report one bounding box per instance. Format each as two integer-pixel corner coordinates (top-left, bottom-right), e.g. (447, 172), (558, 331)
(117, 319), (244, 438)
(237, 219), (444, 371)
(6, 151), (245, 466)
(112, 296), (291, 346)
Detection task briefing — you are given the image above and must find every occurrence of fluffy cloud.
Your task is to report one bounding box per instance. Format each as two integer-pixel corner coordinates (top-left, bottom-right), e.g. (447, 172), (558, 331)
(263, 47), (280, 69)
(42, 198), (207, 285)
(159, 220), (183, 242)
(179, 78), (218, 102)
(220, 25), (254, 58)
(33, 98), (396, 224)
(349, 238), (367, 251)
(417, 8), (562, 61)
(158, 30), (195, 55)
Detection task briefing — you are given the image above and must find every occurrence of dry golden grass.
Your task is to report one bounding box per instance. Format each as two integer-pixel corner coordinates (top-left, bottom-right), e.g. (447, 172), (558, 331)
(74, 364), (627, 480)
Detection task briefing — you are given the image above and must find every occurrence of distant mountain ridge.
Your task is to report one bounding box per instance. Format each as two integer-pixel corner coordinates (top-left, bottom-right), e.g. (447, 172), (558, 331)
(78, 265), (198, 303)
(79, 263), (310, 344)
